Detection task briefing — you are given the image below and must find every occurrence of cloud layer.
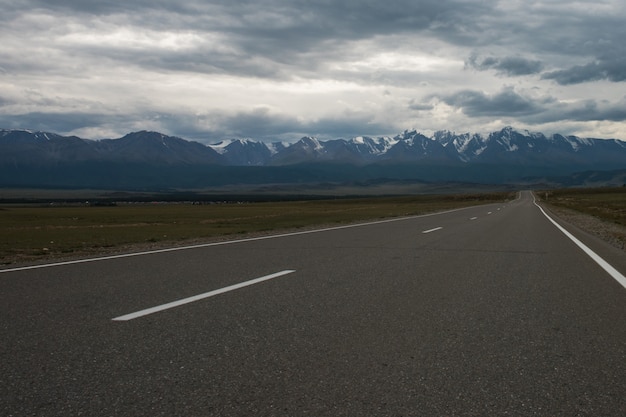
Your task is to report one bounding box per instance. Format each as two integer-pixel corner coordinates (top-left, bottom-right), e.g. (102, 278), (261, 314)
(1, 0), (625, 142)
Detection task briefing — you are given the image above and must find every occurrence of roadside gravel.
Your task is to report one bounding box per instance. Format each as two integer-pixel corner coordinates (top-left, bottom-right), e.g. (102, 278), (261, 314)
(545, 204), (626, 253)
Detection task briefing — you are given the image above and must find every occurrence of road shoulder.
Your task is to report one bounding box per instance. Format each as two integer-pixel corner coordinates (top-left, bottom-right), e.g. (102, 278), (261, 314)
(542, 204), (625, 253)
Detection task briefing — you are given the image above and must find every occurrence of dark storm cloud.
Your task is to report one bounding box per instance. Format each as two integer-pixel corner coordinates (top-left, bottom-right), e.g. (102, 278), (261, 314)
(542, 58), (626, 85)
(2, 0), (626, 139)
(466, 55), (544, 76)
(6, 1), (625, 84)
(5, 1), (626, 80)
(9, 0), (494, 79)
(435, 88), (544, 118)
(433, 87), (626, 125)
(522, 4), (626, 86)
(531, 99), (626, 123)
(38, 0), (486, 40)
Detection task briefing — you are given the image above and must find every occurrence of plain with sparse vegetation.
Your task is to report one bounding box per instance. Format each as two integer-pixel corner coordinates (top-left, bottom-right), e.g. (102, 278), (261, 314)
(540, 187), (626, 227)
(539, 187), (626, 251)
(1, 192), (514, 265)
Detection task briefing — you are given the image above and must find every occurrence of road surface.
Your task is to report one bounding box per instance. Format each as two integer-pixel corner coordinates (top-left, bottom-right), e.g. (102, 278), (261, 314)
(1, 191), (625, 416)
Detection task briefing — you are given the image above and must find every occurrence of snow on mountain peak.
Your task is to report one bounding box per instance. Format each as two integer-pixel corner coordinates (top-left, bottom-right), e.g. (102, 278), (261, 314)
(379, 136), (399, 152)
(346, 136), (398, 155)
(3, 127), (626, 174)
(156, 127), (626, 165)
(300, 136), (323, 151)
(266, 141), (289, 155)
(208, 140), (234, 154)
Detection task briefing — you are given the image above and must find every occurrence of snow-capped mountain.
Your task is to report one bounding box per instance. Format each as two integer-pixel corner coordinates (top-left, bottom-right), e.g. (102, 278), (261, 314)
(2, 127), (626, 188)
(447, 127), (626, 166)
(381, 130), (454, 162)
(276, 127), (626, 167)
(3, 127), (626, 167)
(208, 138), (285, 166)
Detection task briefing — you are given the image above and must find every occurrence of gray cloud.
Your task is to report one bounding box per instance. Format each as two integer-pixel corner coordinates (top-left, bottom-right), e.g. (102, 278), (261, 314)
(433, 87), (626, 126)
(542, 58), (626, 85)
(467, 55), (544, 76)
(435, 88), (544, 118)
(1, 0), (626, 140)
(3, 0), (495, 80)
(529, 99), (626, 124)
(189, 107), (398, 142)
(408, 100), (434, 112)
(6, 1), (625, 80)
(0, 112), (135, 135)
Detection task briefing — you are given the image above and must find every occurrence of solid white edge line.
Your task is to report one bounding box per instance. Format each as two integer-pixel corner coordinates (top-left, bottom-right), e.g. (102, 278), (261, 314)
(422, 227), (443, 234)
(112, 270), (296, 321)
(533, 196), (626, 290)
(1, 205), (486, 274)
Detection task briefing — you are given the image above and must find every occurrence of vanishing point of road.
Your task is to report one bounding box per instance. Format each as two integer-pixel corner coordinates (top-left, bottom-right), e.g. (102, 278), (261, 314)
(1, 191), (625, 416)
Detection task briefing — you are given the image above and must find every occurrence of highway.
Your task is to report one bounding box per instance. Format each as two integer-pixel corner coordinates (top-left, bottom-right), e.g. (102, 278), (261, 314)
(1, 191), (625, 416)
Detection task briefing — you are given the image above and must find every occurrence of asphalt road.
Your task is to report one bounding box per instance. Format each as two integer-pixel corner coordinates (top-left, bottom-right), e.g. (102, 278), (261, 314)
(2, 191), (625, 416)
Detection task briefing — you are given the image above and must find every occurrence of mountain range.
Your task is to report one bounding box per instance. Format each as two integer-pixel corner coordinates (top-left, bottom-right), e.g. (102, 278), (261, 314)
(209, 127), (626, 168)
(2, 127), (626, 189)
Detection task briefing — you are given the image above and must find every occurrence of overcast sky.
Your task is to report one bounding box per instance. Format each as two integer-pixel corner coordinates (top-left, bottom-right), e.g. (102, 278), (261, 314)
(1, 0), (625, 143)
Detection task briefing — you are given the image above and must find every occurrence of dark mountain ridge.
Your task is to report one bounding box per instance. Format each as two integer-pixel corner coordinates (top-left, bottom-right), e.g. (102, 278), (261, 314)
(1, 127), (625, 189)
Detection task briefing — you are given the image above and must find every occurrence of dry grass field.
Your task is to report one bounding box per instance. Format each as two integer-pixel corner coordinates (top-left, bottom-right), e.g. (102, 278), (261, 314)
(541, 187), (626, 227)
(540, 187), (626, 251)
(1, 192), (514, 266)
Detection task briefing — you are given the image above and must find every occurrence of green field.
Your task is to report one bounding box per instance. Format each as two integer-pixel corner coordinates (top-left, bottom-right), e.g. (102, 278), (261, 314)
(1, 192), (514, 265)
(541, 187), (626, 227)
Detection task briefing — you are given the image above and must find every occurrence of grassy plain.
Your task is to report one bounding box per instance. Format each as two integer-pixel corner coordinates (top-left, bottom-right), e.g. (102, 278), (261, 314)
(0, 192), (515, 266)
(541, 187), (626, 227)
